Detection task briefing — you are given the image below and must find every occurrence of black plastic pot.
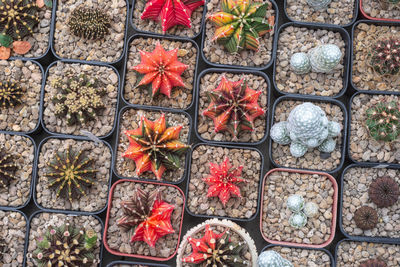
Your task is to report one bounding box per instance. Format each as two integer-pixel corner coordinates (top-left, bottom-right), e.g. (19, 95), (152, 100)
(107, 261), (170, 267)
(272, 22), (351, 99)
(200, 0), (279, 70)
(268, 95), (348, 176)
(112, 105), (192, 184)
(185, 142), (264, 222)
(32, 135), (113, 215)
(283, 0), (359, 28)
(40, 59), (121, 140)
(121, 33), (200, 111)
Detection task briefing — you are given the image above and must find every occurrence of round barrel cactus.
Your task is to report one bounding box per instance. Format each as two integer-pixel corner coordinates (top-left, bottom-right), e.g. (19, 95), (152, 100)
(287, 195), (304, 212)
(289, 212), (307, 229)
(290, 52), (311, 75)
(306, 0), (332, 10)
(309, 44), (342, 73)
(258, 250), (294, 267)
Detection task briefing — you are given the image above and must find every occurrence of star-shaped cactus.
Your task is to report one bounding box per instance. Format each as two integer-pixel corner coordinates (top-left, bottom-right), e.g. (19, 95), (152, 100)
(203, 157), (246, 206)
(202, 76), (265, 140)
(123, 113), (190, 180)
(141, 0), (204, 33)
(117, 187), (175, 248)
(132, 43), (188, 98)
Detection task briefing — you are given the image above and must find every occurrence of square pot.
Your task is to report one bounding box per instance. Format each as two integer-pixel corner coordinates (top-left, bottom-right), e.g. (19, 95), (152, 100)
(103, 179), (185, 261)
(260, 168), (338, 249)
(360, 0), (400, 22)
(107, 261), (170, 267)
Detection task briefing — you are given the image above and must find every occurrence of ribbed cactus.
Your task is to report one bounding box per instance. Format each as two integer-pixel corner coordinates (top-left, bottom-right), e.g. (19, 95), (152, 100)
(306, 0), (332, 10)
(270, 102), (341, 158)
(290, 52), (311, 74)
(309, 44), (342, 73)
(257, 250), (294, 267)
(289, 212), (307, 229)
(287, 195), (304, 213)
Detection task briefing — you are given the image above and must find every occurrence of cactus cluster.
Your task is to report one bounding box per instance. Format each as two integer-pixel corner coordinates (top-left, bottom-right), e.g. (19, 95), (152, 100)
(270, 102), (341, 158)
(208, 0), (275, 53)
(68, 6), (111, 40)
(354, 206), (378, 230)
(0, 80), (24, 109)
(52, 73), (106, 126)
(365, 101), (400, 142)
(31, 223), (98, 267)
(286, 194), (319, 229)
(257, 250), (294, 267)
(369, 37), (400, 76)
(306, 0), (332, 10)
(369, 176), (399, 208)
(0, 149), (18, 189)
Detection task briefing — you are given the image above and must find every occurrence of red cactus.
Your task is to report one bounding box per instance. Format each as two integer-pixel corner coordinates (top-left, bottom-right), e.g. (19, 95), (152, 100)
(370, 37), (400, 76)
(203, 157), (246, 206)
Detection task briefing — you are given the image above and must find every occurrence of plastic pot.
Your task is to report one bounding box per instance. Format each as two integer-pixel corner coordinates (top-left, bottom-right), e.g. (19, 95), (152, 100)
(360, 0), (400, 22)
(260, 168), (338, 249)
(185, 143), (264, 222)
(103, 179), (186, 261)
(268, 95), (348, 176)
(107, 260), (169, 267)
(121, 33), (200, 111)
(194, 68), (271, 146)
(32, 135), (113, 215)
(272, 22), (351, 98)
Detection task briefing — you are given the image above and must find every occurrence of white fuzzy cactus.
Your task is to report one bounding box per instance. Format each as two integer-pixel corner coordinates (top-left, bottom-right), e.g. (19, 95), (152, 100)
(306, 0), (332, 10)
(304, 202), (319, 218)
(270, 102), (341, 158)
(290, 52), (311, 74)
(287, 195), (304, 212)
(289, 212), (307, 229)
(309, 44), (342, 73)
(258, 250), (294, 267)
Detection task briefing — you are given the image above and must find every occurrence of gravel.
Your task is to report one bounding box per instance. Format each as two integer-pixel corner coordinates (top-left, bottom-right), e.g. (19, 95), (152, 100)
(132, 0), (204, 37)
(35, 138), (112, 212)
(285, 0), (355, 25)
(271, 100), (344, 171)
(336, 240), (400, 266)
(53, 0), (127, 62)
(197, 72), (268, 142)
(362, 0), (400, 20)
(0, 133), (34, 208)
(0, 211), (26, 267)
(342, 166), (400, 238)
(266, 246), (331, 267)
(106, 181), (184, 258)
(0, 60), (41, 132)
(352, 23), (400, 92)
(187, 145), (262, 219)
(42, 61), (118, 137)
(261, 170), (335, 246)
(115, 108), (190, 182)
(27, 212), (102, 267)
(203, 0), (275, 67)
(124, 37), (197, 109)
(275, 26), (346, 96)
(349, 94), (400, 164)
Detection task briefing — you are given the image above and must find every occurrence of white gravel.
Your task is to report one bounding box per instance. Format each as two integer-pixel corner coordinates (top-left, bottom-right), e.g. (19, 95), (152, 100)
(0, 211), (26, 267)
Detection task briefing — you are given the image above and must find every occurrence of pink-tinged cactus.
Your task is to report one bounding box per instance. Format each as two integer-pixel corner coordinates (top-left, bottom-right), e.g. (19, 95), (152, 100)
(370, 37), (400, 76)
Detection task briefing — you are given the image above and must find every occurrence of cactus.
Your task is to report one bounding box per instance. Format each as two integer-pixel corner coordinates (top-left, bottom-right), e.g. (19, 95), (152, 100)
(366, 101), (400, 142)
(369, 37), (400, 76)
(286, 195), (304, 213)
(308, 44), (342, 73)
(354, 206), (378, 230)
(387, 0), (400, 4)
(0, 149), (18, 188)
(0, 80), (24, 109)
(68, 6), (111, 40)
(270, 102), (341, 158)
(304, 202), (319, 218)
(257, 250), (294, 267)
(369, 176), (399, 208)
(208, 0), (274, 53)
(290, 52), (311, 75)
(306, 0), (332, 10)
(289, 212), (307, 229)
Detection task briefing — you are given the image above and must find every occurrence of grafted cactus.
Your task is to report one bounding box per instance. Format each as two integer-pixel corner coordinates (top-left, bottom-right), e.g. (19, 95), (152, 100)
(290, 52), (311, 74)
(309, 44), (342, 73)
(258, 250), (294, 267)
(306, 0), (332, 10)
(270, 102), (341, 158)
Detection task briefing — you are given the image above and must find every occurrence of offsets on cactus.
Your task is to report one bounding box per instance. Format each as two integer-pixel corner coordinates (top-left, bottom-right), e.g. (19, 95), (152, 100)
(290, 52), (311, 75)
(309, 44), (342, 73)
(257, 250), (294, 267)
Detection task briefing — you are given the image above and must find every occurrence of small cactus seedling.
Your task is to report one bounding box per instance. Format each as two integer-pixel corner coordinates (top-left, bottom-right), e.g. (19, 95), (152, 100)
(309, 44), (342, 73)
(208, 0), (274, 53)
(44, 147), (98, 203)
(369, 176), (399, 208)
(354, 206), (378, 230)
(0, 80), (24, 109)
(123, 113), (190, 180)
(366, 101), (400, 142)
(304, 201), (319, 218)
(31, 223), (98, 267)
(0, 149), (18, 188)
(258, 250), (294, 267)
(369, 37), (400, 76)
(290, 52), (311, 75)
(289, 212), (307, 229)
(132, 43), (188, 98)
(202, 76), (265, 140)
(286, 194), (304, 213)
(359, 259), (387, 267)
(306, 0), (331, 10)
(203, 157), (246, 207)
(68, 6), (111, 40)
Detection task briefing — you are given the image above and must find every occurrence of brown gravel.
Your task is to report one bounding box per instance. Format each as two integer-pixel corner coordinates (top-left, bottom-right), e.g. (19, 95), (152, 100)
(261, 170), (335, 246)
(27, 212), (102, 267)
(203, 0), (275, 67)
(271, 100), (344, 171)
(0, 60), (41, 132)
(336, 240), (400, 266)
(42, 61), (118, 137)
(349, 94), (400, 164)
(285, 0), (355, 25)
(113, 265), (158, 267)
(35, 138), (112, 212)
(53, 0), (127, 62)
(275, 26), (346, 96)
(124, 37), (197, 109)
(115, 108), (190, 182)
(197, 72), (268, 142)
(267, 246), (332, 267)
(187, 145), (262, 219)
(352, 23), (400, 92)
(362, 0), (400, 20)
(106, 181), (184, 258)
(132, 0), (204, 37)
(0, 211), (26, 266)
(342, 166), (400, 238)
(0, 133), (34, 208)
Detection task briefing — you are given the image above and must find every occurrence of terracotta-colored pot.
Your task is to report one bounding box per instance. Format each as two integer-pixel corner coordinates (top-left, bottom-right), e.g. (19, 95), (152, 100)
(360, 0), (400, 22)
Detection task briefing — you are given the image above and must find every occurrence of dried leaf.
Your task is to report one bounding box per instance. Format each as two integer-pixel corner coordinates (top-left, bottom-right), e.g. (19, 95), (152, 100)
(12, 41), (32, 55)
(36, 0), (45, 8)
(0, 34), (13, 48)
(0, 47), (11, 60)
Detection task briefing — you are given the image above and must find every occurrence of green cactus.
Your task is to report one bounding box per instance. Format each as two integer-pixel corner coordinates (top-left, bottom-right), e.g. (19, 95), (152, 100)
(366, 101), (400, 142)
(387, 0), (400, 4)
(289, 212), (307, 229)
(68, 6), (111, 40)
(290, 52), (311, 75)
(309, 44), (342, 73)
(306, 0), (332, 10)
(0, 80), (24, 109)
(369, 37), (400, 76)
(287, 195), (304, 213)
(258, 250), (294, 267)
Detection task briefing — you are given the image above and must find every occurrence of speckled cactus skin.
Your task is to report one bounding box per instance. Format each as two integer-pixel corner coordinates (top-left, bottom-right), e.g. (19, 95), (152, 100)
(306, 0), (332, 10)
(270, 102), (341, 158)
(287, 195), (304, 212)
(289, 212), (307, 228)
(290, 52), (311, 75)
(257, 250), (294, 267)
(304, 202), (319, 218)
(309, 44), (342, 73)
